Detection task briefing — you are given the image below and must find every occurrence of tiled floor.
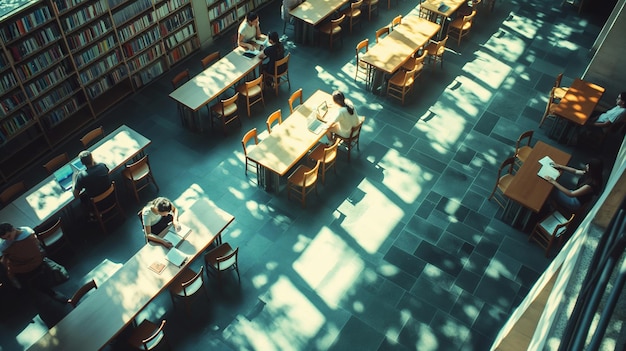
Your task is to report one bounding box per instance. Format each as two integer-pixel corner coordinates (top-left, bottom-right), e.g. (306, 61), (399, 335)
(1, 0), (621, 350)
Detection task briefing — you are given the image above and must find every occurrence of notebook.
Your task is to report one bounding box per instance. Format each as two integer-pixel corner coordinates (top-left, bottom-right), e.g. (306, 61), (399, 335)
(438, 3), (450, 12)
(166, 247), (188, 267)
(53, 165), (74, 191)
(243, 50), (260, 58)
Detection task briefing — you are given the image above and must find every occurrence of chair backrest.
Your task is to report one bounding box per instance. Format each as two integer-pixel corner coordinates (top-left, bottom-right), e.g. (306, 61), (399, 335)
(464, 10), (477, 25)
(332, 14), (346, 28)
(36, 217), (64, 249)
(266, 110), (282, 133)
(303, 160), (321, 186)
(171, 69), (190, 89)
(0, 181), (26, 206)
(68, 279), (97, 307)
(44, 153), (69, 174)
(180, 266), (205, 297)
(391, 15), (402, 27)
(217, 92), (239, 116)
(141, 320), (167, 350)
(242, 128), (258, 157)
(124, 154), (151, 180)
(80, 126), (104, 147)
(351, 0), (363, 13)
(344, 118), (365, 145)
(543, 212), (575, 238)
(201, 51), (220, 69)
(375, 27), (389, 43)
(289, 88), (303, 114)
(436, 36), (448, 55)
(273, 53), (290, 76)
(554, 73), (564, 88)
(91, 181), (117, 212)
(323, 138), (341, 163)
(414, 51), (427, 68)
(244, 74), (264, 93)
(516, 130), (533, 149)
(402, 68), (418, 86)
(216, 246), (239, 271)
(356, 38), (369, 59)
(497, 157), (516, 178)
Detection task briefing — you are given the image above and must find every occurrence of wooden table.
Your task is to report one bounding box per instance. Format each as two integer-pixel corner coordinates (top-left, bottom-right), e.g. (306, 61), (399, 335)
(420, 0), (467, 37)
(246, 90), (332, 191)
(550, 78), (604, 142)
(1, 125), (150, 228)
(360, 16), (440, 92)
(168, 49), (262, 131)
(289, 0), (350, 44)
(503, 141), (571, 227)
(26, 198), (234, 351)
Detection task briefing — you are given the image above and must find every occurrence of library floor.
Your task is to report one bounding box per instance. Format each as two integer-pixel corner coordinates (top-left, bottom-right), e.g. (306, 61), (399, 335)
(0, 0), (620, 350)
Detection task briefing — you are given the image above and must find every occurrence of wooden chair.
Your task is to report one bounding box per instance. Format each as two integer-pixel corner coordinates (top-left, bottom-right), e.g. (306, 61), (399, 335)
(241, 128), (259, 176)
(236, 74), (265, 117)
(171, 70), (190, 127)
(540, 87), (560, 128)
(386, 67), (418, 105)
(68, 279), (97, 308)
(341, 0), (363, 34)
(266, 109), (282, 134)
(514, 130), (533, 168)
(80, 126), (104, 148)
(447, 10), (476, 47)
(0, 181), (26, 207)
(211, 92), (241, 135)
(425, 36), (448, 68)
(287, 160), (321, 207)
(169, 266), (209, 315)
(90, 181), (125, 234)
(44, 153), (70, 174)
(375, 26), (389, 43)
(488, 157), (516, 210)
(265, 53), (291, 96)
(318, 14), (345, 50)
(529, 211), (575, 257)
(401, 51), (427, 74)
(552, 73), (569, 100)
(200, 51), (220, 69)
(355, 39), (370, 83)
(122, 155), (159, 204)
(289, 88), (303, 114)
(128, 319), (170, 351)
(309, 138), (340, 184)
(204, 242), (240, 286)
(391, 15), (402, 29)
(36, 217), (69, 257)
(336, 117), (365, 161)
(363, 0), (379, 20)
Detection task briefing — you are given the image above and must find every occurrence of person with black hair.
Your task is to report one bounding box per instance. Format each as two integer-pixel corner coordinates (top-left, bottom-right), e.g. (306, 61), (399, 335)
(73, 150), (110, 202)
(238, 12), (263, 50)
(141, 197), (181, 247)
(325, 90), (361, 142)
(259, 31), (285, 76)
(545, 158), (603, 212)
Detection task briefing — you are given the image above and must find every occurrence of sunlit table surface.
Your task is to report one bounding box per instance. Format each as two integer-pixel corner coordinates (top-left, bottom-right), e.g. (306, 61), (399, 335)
(5, 125), (150, 227)
(169, 48), (262, 111)
(553, 78), (605, 125)
(421, 0), (467, 18)
(289, 0), (350, 26)
(25, 197), (234, 351)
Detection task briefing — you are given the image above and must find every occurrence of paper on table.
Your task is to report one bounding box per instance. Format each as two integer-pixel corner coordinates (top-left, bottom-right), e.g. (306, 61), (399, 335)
(172, 223), (191, 238)
(162, 231), (183, 248)
(538, 164), (560, 180)
(166, 247), (188, 267)
(538, 156), (555, 167)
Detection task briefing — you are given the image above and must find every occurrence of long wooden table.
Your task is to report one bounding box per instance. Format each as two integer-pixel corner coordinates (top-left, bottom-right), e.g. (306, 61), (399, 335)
(420, 0), (467, 37)
(246, 90), (332, 191)
(0, 125), (151, 228)
(289, 0), (350, 44)
(503, 141), (571, 227)
(26, 198), (234, 351)
(168, 49), (262, 131)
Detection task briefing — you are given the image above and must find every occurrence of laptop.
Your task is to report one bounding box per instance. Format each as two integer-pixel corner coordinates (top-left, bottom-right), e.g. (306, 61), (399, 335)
(307, 102), (329, 135)
(70, 158), (86, 172)
(53, 164), (74, 191)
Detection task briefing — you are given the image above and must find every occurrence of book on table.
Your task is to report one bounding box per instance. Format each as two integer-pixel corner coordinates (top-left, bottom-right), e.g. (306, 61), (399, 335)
(162, 224), (191, 248)
(538, 156), (560, 180)
(166, 247), (188, 267)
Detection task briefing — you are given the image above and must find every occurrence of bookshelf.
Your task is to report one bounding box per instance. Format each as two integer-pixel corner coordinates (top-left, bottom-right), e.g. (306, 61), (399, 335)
(206, 0), (272, 38)
(0, 0), (201, 184)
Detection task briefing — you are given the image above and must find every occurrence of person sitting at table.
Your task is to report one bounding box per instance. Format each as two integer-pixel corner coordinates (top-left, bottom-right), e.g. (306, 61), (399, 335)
(238, 12), (263, 51)
(545, 158), (603, 212)
(141, 197), (181, 248)
(73, 150), (111, 219)
(324, 90), (361, 143)
(259, 32), (285, 82)
(587, 92), (626, 128)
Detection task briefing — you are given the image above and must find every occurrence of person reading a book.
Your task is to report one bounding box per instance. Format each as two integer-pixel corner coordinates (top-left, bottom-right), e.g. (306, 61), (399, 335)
(238, 12), (263, 51)
(73, 150), (111, 219)
(141, 197), (181, 248)
(545, 158), (603, 212)
(324, 90), (361, 143)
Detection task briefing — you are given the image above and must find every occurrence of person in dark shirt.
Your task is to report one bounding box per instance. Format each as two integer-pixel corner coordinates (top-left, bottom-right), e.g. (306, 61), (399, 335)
(73, 150), (110, 211)
(260, 31), (286, 78)
(545, 158), (603, 212)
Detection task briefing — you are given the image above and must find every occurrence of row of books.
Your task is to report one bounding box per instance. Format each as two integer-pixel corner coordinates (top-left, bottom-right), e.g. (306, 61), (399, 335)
(0, 6), (54, 42)
(164, 24), (195, 50)
(155, 0), (190, 19)
(112, 0), (153, 26)
(0, 90), (26, 117)
(86, 66), (128, 99)
(211, 11), (239, 35)
(24, 66), (69, 99)
(1, 72), (18, 94)
(208, 1), (239, 21)
(118, 12), (156, 43)
(122, 27), (161, 58)
(0, 109), (33, 143)
(32, 80), (80, 114)
(79, 50), (122, 85)
(61, 0), (108, 32)
(167, 38), (198, 64)
(44, 95), (84, 128)
(74, 35), (117, 69)
(53, 0), (90, 15)
(67, 18), (112, 52)
(160, 7), (193, 36)
(16, 46), (65, 81)
(0, 53), (7, 70)
(127, 44), (163, 72)
(8, 25), (61, 62)
(132, 59), (164, 88)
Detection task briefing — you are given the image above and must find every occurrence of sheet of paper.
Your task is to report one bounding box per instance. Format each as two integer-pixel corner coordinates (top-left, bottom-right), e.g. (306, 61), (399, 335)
(163, 231), (183, 247)
(538, 156), (555, 167)
(171, 223), (191, 238)
(166, 247), (187, 267)
(538, 164), (560, 180)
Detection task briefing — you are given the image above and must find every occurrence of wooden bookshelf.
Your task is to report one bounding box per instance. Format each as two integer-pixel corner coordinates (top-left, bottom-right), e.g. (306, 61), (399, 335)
(206, 0), (272, 38)
(0, 0), (202, 184)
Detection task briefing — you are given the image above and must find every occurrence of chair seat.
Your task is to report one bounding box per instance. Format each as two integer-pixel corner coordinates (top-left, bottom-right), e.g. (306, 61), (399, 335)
(402, 60), (423, 72)
(450, 17), (472, 30)
(319, 22), (342, 35)
(516, 146), (533, 163)
(554, 87), (568, 100)
(498, 174), (514, 193)
(123, 162), (150, 181)
(237, 84), (262, 97)
(388, 70), (411, 86)
(424, 42), (438, 55)
(308, 143), (326, 161)
(41, 229), (64, 247)
(205, 243), (236, 270)
(539, 211), (569, 237)
(288, 165), (315, 187)
(212, 102), (238, 116)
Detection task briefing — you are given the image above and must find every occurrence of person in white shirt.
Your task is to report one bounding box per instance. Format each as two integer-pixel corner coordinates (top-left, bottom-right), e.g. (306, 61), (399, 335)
(324, 91), (361, 142)
(589, 92), (626, 128)
(141, 197), (181, 248)
(238, 12), (262, 51)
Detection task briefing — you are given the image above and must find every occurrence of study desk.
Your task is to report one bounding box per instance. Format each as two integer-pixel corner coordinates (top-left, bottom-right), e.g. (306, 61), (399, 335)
(246, 90), (332, 191)
(289, 0), (350, 44)
(420, 0), (467, 37)
(550, 78), (604, 142)
(0, 125), (150, 228)
(503, 141), (571, 227)
(168, 49), (262, 131)
(26, 198), (234, 351)
(359, 16), (440, 91)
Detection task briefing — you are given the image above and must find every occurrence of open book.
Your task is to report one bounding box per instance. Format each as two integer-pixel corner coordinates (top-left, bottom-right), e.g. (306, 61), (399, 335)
(538, 156), (560, 180)
(162, 224), (191, 248)
(166, 247), (188, 267)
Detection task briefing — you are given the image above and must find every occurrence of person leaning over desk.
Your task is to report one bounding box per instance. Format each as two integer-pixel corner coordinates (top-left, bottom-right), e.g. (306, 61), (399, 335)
(141, 197), (181, 248)
(73, 150), (111, 217)
(545, 158), (603, 213)
(238, 11), (263, 50)
(323, 91), (361, 143)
